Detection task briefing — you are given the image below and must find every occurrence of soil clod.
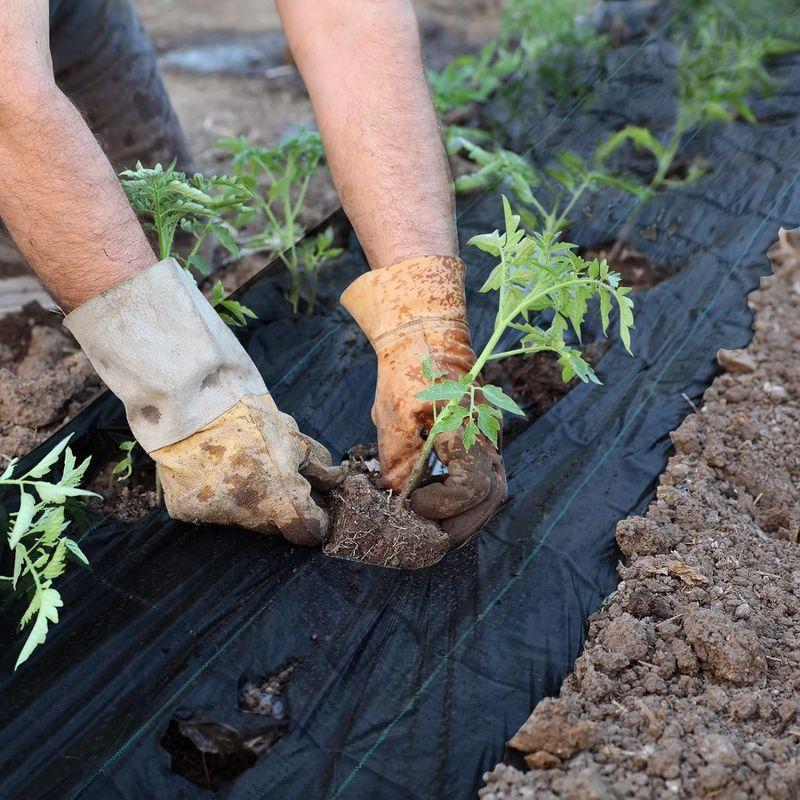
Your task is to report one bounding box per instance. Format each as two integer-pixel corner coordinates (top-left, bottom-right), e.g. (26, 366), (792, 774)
(325, 474), (449, 569)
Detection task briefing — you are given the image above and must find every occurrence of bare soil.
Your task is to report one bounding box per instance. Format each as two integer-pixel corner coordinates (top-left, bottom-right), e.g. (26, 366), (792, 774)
(0, 304), (101, 460)
(480, 230), (800, 799)
(484, 341), (611, 442)
(325, 474), (450, 570)
(86, 457), (158, 523)
(584, 242), (672, 292)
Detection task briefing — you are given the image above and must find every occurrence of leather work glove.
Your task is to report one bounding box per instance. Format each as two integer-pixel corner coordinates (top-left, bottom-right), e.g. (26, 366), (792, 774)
(341, 255), (507, 546)
(64, 259), (343, 546)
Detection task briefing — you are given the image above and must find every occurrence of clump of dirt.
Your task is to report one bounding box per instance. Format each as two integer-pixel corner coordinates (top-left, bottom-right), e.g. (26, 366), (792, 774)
(86, 456), (158, 523)
(0, 303), (101, 459)
(325, 474), (449, 569)
(480, 229), (800, 799)
(583, 242), (671, 292)
(483, 341), (611, 441)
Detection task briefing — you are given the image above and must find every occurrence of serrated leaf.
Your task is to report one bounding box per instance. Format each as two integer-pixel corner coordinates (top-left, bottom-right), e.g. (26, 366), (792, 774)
(43, 540), (68, 581)
(24, 435), (73, 480)
(34, 483), (98, 504)
(599, 290), (612, 334)
(468, 231), (503, 257)
(10, 492), (35, 548)
(15, 588), (63, 670)
(462, 420), (479, 452)
(476, 404), (501, 448)
(1, 458), (19, 481)
(63, 538), (89, 566)
(212, 224), (239, 256)
(421, 355), (446, 382)
(481, 384), (526, 416)
(416, 381), (469, 402)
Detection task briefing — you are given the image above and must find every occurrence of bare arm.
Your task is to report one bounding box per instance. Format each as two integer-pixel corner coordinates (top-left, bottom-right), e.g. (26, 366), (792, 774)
(0, 0), (155, 311)
(276, 0), (457, 269)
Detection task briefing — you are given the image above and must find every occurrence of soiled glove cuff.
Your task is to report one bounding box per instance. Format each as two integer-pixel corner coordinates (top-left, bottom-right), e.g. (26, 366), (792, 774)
(63, 258), (267, 452)
(340, 255), (467, 344)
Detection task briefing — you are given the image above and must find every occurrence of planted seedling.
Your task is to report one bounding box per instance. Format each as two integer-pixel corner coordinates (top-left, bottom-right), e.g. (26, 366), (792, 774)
(595, 11), (796, 191)
(399, 196), (634, 501)
(429, 0), (601, 121)
(120, 161), (257, 326)
(0, 435), (98, 669)
(112, 440), (137, 481)
(216, 131), (340, 314)
(453, 139), (647, 238)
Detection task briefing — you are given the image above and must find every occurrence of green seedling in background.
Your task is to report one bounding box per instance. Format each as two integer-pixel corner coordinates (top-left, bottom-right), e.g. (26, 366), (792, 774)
(596, 8), (799, 190)
(120, 162), (257, 327)
(216, 130), (341, 314)
(453, 139), (647, 237)
(0, 435), (97, 669)
(399, 197), (633, 502)
(112, 440), (137, 481)
(430, 0), (601, 126)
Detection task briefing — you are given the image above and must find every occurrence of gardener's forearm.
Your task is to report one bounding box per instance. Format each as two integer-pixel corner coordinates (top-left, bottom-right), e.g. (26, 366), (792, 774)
(277, 0), (457, 268)
(0, 2), (155, 311)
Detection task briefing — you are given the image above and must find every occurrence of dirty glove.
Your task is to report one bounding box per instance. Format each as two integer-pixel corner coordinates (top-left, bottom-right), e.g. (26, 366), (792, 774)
(340, 255), (507, 545)
(64, 258), (342, 545)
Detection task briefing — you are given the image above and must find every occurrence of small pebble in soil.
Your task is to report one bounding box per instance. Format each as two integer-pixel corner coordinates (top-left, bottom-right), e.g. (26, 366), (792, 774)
(325, 474), (449, 569)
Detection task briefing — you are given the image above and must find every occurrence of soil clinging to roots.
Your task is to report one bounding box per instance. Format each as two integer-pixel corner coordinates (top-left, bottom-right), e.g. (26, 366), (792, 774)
(325, 474), (449, 569)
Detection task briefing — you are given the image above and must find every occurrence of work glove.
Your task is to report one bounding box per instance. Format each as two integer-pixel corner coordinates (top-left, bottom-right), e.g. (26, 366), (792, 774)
(341, 255), (507, 546)
(64, 259), (343, 545)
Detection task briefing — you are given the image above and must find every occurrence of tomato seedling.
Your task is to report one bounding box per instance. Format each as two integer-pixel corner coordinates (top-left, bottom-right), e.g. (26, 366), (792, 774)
(0, 435), (98, 669)
(216, 131), (342, 314)
(400, 196), (634, 501)
(120, 161), (257, 327)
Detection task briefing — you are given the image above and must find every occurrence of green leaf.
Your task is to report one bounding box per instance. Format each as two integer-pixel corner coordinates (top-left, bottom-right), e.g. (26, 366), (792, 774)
(1, 458), (19, 481)
(24, 435), (73, 480)
(462, 419), (479, 452)
(63, 538), (89, 566)
(599, 290), (611, 334)
(10, 492), (35, 548)
(468, 231), (503, 257)
(421, 355), (446, 382)
(435, 405), (471, 432)
(212, 224), (239, 257)
(15, 588), (63, 670)
(188, 253), (210, 275)
(416, 382), (469, 402)
(476, 404), (502, 448)
(481, 384), (526, 416)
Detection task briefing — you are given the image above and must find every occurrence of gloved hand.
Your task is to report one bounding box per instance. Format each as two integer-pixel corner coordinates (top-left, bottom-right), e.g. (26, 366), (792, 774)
(341, 255), (507, 546)
(64, 259), (343, 545)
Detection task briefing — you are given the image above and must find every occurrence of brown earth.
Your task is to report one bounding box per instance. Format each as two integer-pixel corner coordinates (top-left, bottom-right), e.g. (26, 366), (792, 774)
(325, 474), (450, 569)
(0, 305), (101, 461)
(480, 229), (800, 799)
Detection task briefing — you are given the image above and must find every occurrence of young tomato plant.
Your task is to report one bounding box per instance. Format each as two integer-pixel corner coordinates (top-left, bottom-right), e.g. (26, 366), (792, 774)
(401, 197), (634, 500)
(0, 435), (98, 669)
(120, 161), (257, 327)
(453, 139), (647, 238)
(595, 11), (795, 191)
(216, 131), (340, 314)
(112, 440), (136, 481)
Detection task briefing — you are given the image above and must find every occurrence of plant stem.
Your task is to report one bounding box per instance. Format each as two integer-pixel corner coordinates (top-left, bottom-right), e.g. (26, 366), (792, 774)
(398, 275), (603, 506)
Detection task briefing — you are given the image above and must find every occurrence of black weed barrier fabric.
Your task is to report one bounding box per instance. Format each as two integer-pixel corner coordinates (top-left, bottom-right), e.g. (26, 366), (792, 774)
(3, 21), (800, 800)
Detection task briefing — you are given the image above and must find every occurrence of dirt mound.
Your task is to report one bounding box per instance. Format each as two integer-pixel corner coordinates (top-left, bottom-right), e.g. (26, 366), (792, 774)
(480, 230), (800, 799)
(0, 304), (101, 460)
